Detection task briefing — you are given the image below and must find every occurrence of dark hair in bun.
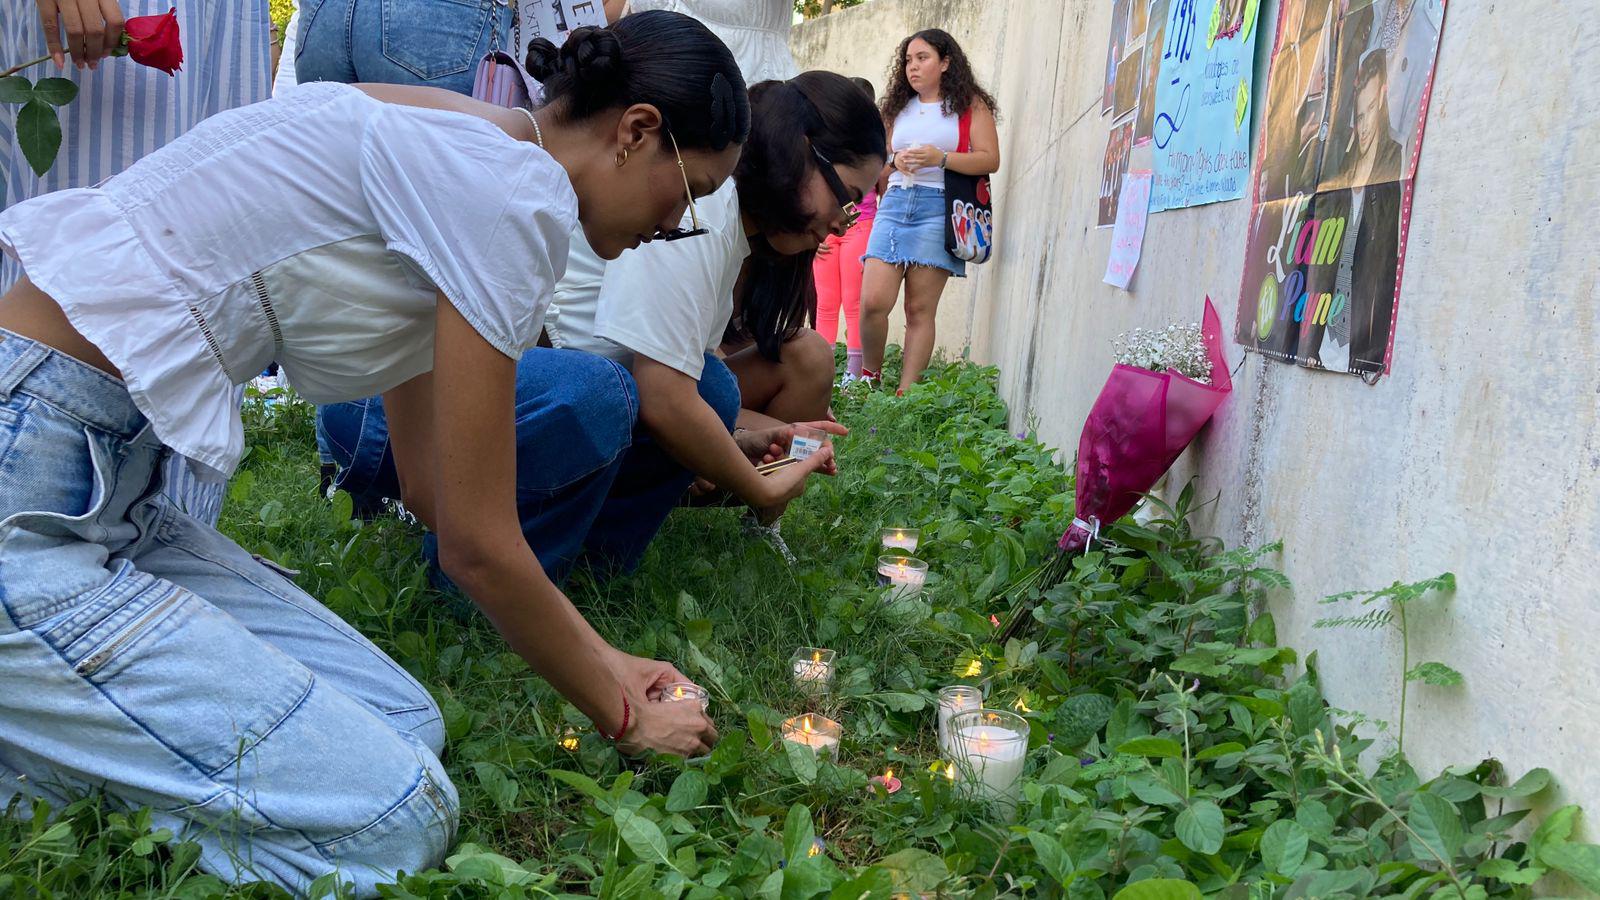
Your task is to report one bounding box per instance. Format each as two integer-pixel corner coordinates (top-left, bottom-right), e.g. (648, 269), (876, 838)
(525, 10), (750, 152)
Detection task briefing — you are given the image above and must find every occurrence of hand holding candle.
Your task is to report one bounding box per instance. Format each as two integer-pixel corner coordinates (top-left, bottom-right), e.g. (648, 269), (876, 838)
(661, 681), (710, 711)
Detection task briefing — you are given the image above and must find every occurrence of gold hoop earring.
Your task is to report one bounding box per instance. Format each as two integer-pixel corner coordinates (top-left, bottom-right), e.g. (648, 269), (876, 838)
(616, 148), (629, 168)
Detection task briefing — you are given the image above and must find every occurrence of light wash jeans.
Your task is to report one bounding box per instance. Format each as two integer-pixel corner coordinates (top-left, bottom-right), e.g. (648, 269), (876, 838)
(295, 0), (514, 96)
(317, 349), (741, 584)
(0, 331), (457, 897)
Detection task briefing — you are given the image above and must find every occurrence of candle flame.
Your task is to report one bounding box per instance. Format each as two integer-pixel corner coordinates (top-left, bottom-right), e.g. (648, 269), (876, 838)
(812, 650), (822, 663)
(803, 716), (813, 734)
(896, 559), (907, 573)
(884, 767), (894, 780)
(559, 733), (580, 752)
(674, 686), (685, 698)
(944, 762), (956, 781)
(895, 530), (905, 541)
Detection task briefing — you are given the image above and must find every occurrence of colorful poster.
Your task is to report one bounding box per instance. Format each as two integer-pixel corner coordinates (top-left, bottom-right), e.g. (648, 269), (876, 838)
(1236, 0), (1446, 377)
(1099, 120), (1137, 227)
(515, 0), (607, 53)
(1136, 0), (1170, 145)
(1148, 0), (1262, 211)
(1103, 0), (1133, 114)
(1105, 171), (1154, 289)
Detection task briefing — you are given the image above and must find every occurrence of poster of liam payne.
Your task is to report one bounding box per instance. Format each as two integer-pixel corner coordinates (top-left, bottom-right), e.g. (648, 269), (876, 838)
(1236, 0), (1445, 378)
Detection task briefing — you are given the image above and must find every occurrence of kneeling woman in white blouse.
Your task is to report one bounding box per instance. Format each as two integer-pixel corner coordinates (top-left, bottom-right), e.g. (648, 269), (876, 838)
(0, 12), (746, 895)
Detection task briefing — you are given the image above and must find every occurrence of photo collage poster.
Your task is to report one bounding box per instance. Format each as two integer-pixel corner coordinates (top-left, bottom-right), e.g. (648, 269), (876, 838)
(1235, 0), (1446, 377)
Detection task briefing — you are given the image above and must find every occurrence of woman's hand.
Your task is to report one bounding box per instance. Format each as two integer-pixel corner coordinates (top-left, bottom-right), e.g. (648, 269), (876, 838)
(609, 650), (689, 702)
(619, 695), (719, 758)
(898, 144), (941, 171)
(36, 0), (125, 69)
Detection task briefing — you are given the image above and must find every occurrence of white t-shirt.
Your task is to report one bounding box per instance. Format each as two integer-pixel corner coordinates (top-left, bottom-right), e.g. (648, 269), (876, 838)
(625, 0), (797, 85)
(888, 98), (961, 189)
(546, 180), (747, 379)
(0, 83), (577, 479)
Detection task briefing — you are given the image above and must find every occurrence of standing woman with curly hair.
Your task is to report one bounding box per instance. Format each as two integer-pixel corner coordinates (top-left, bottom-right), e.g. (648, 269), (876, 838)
(858, 29), (1000, 390)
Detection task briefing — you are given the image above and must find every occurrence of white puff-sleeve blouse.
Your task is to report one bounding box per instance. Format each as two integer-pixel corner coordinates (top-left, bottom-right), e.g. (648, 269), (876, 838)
(0, 82), (578, 481)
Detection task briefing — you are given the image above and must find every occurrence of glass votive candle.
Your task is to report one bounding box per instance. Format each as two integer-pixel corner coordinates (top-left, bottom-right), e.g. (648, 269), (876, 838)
(661, 682), (709, 711)
(949, 709), (1029, 813)
(936, 685), (984, 755)
(877, 555), (929, 601)
(789, 647), (836, 696)
(790, 424), (827, 460)
(780, 713), (842, 757)
(880, 526), (921, 554)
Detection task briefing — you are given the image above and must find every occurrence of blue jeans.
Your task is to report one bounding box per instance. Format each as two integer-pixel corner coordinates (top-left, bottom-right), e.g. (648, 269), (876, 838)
(295, 0), (513, 96)
(316, 350), (740, 583)
(0, 331), (456, 897)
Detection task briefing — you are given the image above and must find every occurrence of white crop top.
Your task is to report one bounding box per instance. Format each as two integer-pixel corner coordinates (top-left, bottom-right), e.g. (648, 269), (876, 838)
(0, 82), (578, 480)
(888, 98), (962, 189)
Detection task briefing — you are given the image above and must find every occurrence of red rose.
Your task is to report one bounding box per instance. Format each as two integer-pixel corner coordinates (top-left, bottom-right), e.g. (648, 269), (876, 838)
(121, 9), (183, 75)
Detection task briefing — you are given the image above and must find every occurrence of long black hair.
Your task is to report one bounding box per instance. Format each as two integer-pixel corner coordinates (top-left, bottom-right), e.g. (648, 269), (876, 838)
(881, 28), (999, 122)
(525, 10), (750, 152)
(730, 71), (887, 361)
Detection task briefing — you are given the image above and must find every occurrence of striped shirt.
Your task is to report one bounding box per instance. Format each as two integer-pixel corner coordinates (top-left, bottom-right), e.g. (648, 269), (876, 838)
(1, 0), (273, 525)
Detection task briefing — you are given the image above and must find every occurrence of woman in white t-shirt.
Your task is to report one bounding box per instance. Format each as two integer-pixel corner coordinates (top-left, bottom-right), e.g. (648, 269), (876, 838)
(0, 13), (747, 893)
(320, 72), (884, 579)
(623, 0), (797, 85)
(859, 29), (1000, 390)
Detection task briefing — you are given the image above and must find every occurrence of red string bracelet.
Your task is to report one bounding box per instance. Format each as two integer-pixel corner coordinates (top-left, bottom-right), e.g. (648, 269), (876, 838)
(596, 690), (631, 743)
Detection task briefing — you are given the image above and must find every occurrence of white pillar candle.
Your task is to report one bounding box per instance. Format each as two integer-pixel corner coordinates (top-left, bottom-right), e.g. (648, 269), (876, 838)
(950, 710), (1029, 814)
(936, 685), (984, 755)
(877, 555), (929, 601)
(781, 714), (842, 757)
(880, 527), (921, 553)
(789, 647), (836, 696)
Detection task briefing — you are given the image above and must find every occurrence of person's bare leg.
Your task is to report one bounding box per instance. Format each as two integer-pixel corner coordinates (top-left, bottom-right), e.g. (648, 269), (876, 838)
(858, 260), (906, 376)
(899, 265), (952, 387)
(724, 328), (835, 424)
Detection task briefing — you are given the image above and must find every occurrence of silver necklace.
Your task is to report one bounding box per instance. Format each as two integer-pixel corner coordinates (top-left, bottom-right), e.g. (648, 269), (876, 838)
(517, 107), (544, 148)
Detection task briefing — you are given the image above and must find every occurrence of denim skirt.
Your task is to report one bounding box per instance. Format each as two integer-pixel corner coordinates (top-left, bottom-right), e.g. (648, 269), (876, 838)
(863, 184), (966, 278)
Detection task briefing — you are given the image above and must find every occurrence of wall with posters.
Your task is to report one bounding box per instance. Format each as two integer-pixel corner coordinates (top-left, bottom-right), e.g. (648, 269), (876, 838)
(795, 0), (1600, 833)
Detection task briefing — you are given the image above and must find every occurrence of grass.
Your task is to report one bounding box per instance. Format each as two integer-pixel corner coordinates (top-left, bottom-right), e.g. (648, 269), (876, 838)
(3, 359), (1595, 898)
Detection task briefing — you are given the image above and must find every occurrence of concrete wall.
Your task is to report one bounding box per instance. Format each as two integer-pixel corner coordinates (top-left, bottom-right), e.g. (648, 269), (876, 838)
(795, 0), (1600, 824)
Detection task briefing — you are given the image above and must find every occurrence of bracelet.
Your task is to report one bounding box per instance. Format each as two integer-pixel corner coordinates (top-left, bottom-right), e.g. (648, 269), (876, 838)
(940, 151), (949, 169)
(596, 690), (631, 743)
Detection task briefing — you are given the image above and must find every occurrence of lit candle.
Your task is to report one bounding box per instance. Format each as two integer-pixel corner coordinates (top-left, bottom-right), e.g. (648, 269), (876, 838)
(877, 555), (929, 601)
(880, 526), (921, 553)
(790, 425), (826, 461)
(869, 767), (902, 794)
(780, 713), (841, 757)
(558, 727), (581, 752)
(950, 709), (1029, 814)
(789, 647), (836, 696)
(936, 685), (984, 755)
(661, 681), (709, 712)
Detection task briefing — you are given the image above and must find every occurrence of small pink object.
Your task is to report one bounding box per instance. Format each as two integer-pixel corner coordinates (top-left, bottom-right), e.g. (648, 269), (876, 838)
(870, 771), (902, 794)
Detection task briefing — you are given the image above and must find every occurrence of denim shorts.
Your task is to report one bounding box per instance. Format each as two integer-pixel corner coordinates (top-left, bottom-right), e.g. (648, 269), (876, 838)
(0, 330), (457, 896)
(864, 184), (966, 278)
(296, 0), (514, 96)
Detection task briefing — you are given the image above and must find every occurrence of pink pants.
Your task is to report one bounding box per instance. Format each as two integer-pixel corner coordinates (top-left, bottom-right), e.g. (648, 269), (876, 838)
(812, 215), (873, 349)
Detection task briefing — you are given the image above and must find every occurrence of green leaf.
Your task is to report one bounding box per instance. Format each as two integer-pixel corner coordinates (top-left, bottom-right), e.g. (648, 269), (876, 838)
(1481, 767), (1552, 799)
(782, 803), (816, 866)
(1540, 840), (1600, 893)
(1116, 737), (1184, 759)
(1286, 679), (1324, 737)
(545, 768), (610, 804)
(1027, 831), (1075, 884)
(665, 769), (708, 813)
(1111, 878), (1202, 900)
(0, 76), (32, 103)
(30, 77), (78, 106)
(1475, 857), (1544, 885)
(1054, 693), (1116, 748)
(17, 99), (62, 177)
(1175, 800), (1225, 855)
(783, 738), (819, 783)
(877, 848), (949, 892)
(1128, 775), (1184, 807)
(1405, 662), (1464, 686)
(871, 691), (927, 712)
(829, 867), (896, 900)
(614, 808), (671, 865)
(1530, 804), (1580, 860)
(610, 862), (656, 897)
(472, 762), (518, 812)
(1259, 819), (1309, 876)
(1194, 742), (1246, 761)
(1407, 792), (1465, 863)
(780, 856), (833, 900)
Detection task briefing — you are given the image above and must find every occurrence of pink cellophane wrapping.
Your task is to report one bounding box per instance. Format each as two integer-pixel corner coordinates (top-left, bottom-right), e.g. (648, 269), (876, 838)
(1060, 297), (1233, 551)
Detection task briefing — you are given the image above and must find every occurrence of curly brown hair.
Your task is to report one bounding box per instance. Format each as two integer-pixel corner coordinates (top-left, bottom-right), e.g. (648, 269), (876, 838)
(880, 29), (999, 123)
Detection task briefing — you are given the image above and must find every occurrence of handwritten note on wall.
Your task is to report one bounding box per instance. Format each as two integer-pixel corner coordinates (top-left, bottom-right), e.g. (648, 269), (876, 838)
(1105, 171), (1153, 290)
